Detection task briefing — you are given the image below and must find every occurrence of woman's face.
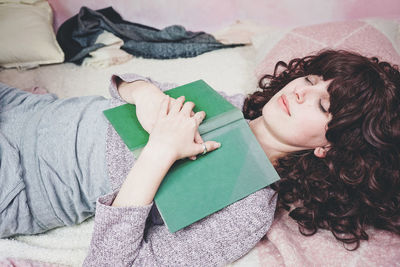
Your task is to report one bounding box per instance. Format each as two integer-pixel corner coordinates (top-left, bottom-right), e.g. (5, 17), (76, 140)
(261, 75), (332, 154)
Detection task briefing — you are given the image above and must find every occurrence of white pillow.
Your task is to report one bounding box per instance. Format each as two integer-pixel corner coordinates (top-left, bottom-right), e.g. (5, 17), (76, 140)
(0, 0), (64, 69)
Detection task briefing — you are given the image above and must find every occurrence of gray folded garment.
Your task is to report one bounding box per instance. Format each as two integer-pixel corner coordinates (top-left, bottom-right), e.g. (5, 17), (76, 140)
(56, 6), (244, 64)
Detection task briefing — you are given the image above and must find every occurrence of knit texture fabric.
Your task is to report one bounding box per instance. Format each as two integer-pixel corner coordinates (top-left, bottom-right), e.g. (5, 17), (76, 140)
(83, 74), (276, 266)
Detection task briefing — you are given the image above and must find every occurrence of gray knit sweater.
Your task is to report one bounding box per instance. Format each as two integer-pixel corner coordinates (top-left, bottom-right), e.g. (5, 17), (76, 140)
(83, 74), (277, 266)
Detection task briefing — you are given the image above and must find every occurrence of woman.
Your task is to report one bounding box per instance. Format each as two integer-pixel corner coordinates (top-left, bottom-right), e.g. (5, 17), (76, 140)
(83, 49), (399, 265)
(1, 50), (399, 265)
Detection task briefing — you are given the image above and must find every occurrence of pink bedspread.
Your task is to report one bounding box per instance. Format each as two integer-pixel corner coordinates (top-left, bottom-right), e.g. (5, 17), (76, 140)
(2, 212), (399, 266)
(255, 212), (400, 266)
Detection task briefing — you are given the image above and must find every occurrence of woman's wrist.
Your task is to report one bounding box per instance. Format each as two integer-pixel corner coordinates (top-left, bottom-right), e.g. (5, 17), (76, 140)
(142, 141), (177, 167)
(117, 80), (163, 104)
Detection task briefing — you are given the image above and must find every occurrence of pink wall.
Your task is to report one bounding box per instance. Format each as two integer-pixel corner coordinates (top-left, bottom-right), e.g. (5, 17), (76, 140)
(48, 0), (400, 32)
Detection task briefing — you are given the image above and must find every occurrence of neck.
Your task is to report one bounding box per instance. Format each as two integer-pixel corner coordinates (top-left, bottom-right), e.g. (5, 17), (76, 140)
(249, 117), (288, 164)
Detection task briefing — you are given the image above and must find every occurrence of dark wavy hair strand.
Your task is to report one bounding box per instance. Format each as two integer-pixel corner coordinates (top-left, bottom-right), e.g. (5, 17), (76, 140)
(243, 50), (400, 249)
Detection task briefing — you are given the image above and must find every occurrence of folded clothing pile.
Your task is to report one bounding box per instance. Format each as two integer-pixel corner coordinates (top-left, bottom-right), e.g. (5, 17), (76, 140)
(56, 6), (244, 65)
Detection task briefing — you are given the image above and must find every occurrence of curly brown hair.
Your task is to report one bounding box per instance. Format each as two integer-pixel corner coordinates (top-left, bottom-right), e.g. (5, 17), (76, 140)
(243, 49), (400, 249)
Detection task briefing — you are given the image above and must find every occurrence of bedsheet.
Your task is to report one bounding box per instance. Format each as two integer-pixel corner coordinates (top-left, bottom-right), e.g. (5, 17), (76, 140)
(0, 44), (399, 267)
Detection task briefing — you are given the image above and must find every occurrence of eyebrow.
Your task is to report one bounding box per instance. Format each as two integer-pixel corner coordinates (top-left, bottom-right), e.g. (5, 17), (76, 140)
(313, 75), (322, 82)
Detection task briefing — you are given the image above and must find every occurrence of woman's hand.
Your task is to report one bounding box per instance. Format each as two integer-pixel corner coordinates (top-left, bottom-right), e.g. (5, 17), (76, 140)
(118, 80), (197, 136)
(146, 95), (220, 162)
(118, 80), (167, 133)
(112, 95), (220, 207)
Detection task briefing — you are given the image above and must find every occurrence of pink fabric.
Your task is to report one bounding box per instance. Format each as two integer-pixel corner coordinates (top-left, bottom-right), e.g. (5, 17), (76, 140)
(254, 212), (400, 266)
(255, 20), (400, 78)
(48, 0), (400, 32)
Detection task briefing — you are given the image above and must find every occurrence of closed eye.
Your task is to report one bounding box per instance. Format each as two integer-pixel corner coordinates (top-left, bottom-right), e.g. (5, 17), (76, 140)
(319, 99), (328, 113)
(305, 76), (313, 85)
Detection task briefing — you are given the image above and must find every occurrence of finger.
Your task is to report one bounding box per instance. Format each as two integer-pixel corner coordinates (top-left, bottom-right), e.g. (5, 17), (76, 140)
(180, 101), (195, 116)
(158, 96), (170, 118)
(194, 131), (203, 144)
(193, 111), (206, 126)
(189, 156), (197, 161)
(169, 96), (185, 115)
(166, 98), (177, 114)
(196, 141), (221, 155)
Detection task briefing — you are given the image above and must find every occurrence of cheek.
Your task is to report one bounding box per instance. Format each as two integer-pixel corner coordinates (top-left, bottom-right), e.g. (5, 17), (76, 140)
(292, 117), (328, 143)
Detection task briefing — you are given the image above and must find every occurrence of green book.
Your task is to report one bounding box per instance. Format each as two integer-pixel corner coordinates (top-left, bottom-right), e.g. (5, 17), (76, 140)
(103, 80), (280, 232)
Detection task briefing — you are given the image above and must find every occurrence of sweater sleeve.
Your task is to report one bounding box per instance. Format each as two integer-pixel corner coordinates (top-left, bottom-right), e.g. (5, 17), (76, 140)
(89, 74), (274, 266)
(107, 73), (178, 105)
(106, 73), (246, 110)
(84, 187), (276, 266)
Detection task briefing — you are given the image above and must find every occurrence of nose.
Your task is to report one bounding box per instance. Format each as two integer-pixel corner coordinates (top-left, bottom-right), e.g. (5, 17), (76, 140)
(294, 87), (306, 104)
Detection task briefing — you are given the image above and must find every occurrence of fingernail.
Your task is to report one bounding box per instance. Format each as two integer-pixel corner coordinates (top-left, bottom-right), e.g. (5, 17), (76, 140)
(216, 142), (221, 148)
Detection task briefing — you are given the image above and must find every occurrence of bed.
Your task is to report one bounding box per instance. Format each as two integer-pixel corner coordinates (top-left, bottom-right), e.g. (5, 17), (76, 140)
(0, 1), (399, 266)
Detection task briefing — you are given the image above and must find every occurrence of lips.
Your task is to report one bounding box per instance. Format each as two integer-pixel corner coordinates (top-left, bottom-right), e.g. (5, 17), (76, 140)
(278, 95), (291, 116)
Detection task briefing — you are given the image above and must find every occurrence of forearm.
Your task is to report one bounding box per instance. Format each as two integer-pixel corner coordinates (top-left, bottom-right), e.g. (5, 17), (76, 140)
(117, 80), (165, 105)
(112, 144), (175, 207)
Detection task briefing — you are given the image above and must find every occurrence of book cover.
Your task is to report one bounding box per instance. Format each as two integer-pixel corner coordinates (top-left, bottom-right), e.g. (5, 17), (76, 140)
(103, 80), (242, 157)
(103, 80), (280, 232)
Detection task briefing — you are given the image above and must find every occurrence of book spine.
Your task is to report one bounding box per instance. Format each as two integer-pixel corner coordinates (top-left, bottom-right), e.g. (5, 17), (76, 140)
(198, 108), (244, 136)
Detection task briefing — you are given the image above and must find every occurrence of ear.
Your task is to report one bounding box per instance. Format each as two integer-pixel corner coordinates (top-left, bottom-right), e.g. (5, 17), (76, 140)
(313, 146), (329, 158)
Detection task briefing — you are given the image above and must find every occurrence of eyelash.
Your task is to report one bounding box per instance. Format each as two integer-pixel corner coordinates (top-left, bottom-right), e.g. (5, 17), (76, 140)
(305, 76), (313, 84)
(306, 76), (328, 113)
(319, 99), (328, 113)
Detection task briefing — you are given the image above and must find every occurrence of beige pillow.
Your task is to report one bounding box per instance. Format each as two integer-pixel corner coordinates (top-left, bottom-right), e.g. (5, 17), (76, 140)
(0, 0), (64, 69)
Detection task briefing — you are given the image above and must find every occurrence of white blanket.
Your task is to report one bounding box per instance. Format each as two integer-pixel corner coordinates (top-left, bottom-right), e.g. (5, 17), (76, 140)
(1, 44), (399, 267)
(0, 46), (259, 266)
